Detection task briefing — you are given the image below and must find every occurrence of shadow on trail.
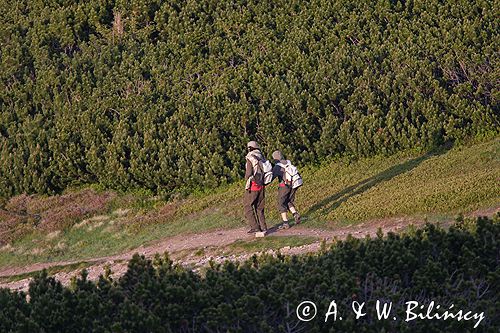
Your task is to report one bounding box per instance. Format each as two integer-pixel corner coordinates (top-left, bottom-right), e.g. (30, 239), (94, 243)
(305, 144), (453, 218)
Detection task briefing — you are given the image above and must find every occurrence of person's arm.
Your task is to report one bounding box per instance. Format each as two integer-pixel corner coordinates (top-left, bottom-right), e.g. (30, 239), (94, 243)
(245, 159), (253, 180)
(245, 159), (253, 190)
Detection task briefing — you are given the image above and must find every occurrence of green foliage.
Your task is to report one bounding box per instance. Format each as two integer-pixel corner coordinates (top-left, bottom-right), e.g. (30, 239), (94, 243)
(0, 140), (497, 268)
(0, 0), (498, 198)
(0, 216), (499, 331)
(227, 235), (318, 253)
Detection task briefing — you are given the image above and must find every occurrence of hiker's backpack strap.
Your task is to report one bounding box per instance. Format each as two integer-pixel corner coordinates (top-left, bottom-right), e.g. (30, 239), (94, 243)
(275, 161), (291, 185)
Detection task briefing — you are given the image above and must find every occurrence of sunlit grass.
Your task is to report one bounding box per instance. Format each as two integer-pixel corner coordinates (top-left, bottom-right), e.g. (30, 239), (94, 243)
(1, 139), (498, 269)
(225, 235), (318, 254)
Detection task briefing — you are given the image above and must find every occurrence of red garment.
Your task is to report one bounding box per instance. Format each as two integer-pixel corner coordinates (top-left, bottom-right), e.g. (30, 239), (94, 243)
(250, 181), (263, 191)
(278, 182), (286, 187)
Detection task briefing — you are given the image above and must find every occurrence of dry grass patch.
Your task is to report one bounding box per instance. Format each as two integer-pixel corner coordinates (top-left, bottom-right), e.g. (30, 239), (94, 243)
(127, 201), (179, 229)
(0, 189), (116, 244)
(46, 231), (61, 240)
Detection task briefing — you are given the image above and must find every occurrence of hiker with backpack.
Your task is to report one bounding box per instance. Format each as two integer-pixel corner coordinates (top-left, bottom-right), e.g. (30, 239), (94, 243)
(244, 141), (273, 235)
(272, 150), (303, 229)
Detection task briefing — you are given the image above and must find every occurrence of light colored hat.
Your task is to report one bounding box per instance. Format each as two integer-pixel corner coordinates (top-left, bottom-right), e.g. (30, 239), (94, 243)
(272, 150), (284, 161)
(247, 141), (260, 149)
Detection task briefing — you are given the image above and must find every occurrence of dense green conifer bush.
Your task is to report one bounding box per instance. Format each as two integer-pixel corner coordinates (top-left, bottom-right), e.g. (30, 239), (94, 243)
(1, 0), (498, 197)
(0, 216), (498, 332)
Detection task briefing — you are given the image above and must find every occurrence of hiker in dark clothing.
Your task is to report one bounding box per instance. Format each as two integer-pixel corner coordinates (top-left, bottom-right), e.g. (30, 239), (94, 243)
(244, 141), (268, 234)
(272, 150), (302, 229)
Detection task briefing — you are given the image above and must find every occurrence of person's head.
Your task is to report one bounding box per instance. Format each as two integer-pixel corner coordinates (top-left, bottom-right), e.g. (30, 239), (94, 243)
(272, 150), (284, 162)
(247, 141), (260, 152)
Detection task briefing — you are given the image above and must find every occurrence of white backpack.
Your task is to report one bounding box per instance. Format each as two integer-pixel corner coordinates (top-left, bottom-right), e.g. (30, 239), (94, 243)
(277, 160), (303, 189)
(260, 159), (273, 185)
(247, 152), (273, 186)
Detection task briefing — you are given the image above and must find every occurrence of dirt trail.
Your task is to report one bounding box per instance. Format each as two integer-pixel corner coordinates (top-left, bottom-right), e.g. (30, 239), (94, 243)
(0, 207), (497, 293)
(0, 217), (424, 292)
(0, 216), (420, 278)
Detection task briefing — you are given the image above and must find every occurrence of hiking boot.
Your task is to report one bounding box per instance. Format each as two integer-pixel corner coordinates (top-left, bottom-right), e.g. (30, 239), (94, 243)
(247, 229), (260, 234)
(278, 222), (290, 230)
(293, 212), (301, 224)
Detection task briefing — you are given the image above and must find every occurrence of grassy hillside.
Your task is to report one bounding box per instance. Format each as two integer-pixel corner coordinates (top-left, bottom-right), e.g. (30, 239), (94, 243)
(0, 139), (498, 268)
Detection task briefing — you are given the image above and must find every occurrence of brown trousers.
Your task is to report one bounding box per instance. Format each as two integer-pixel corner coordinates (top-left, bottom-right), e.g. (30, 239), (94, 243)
(244, 189), (267, 231)
(278, 185), (298, 213)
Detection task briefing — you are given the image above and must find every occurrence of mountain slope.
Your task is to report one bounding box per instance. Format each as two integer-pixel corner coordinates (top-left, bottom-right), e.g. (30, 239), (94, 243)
(0, 139), (498, 271)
